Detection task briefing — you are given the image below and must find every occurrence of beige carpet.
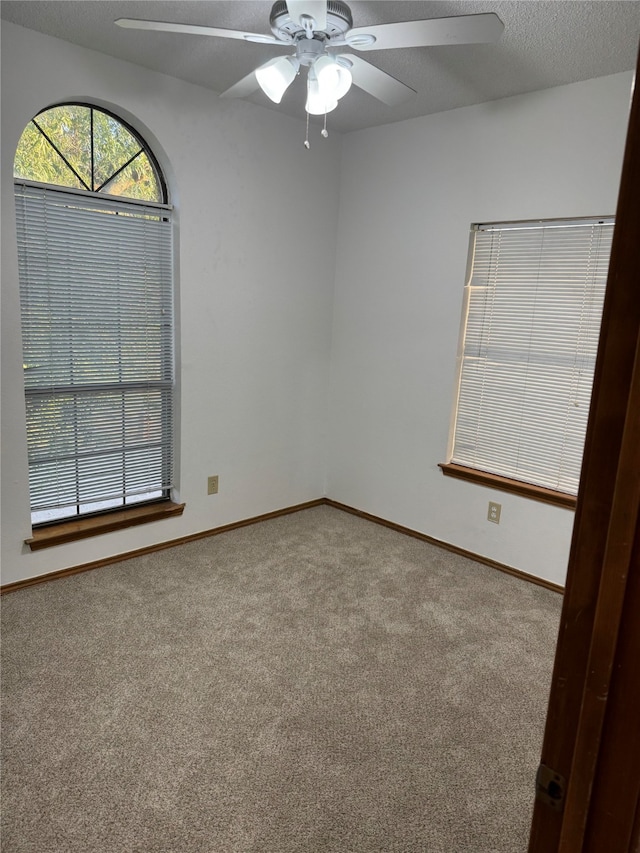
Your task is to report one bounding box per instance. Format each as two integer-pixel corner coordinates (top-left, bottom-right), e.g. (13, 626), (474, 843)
(1, 505), (561, 852)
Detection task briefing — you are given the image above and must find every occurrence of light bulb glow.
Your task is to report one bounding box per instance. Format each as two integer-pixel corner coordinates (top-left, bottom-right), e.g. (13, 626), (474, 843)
(256, 56), (299, 103)
(305, 73), (338, 115)
(314, 55), (352, 101)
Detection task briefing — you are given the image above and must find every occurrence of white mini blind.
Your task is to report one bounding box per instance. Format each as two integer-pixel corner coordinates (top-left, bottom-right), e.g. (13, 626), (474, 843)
(15, 181), (174, 522)
(450, 217), (614, 495)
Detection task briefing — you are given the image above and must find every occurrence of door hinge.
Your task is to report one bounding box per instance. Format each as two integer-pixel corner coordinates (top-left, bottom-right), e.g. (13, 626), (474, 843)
(535, 763), (566, 812)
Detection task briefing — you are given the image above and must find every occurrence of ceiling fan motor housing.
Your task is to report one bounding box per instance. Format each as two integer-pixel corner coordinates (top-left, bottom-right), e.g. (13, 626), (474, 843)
(269, 1), (354, 41)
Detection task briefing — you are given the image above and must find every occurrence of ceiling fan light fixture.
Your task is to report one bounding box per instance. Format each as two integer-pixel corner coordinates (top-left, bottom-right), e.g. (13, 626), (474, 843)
(116, 7), (505, 127)
(305, 72), (338, 115)
(255, 55), (299, 103)
(314, 55), (353, 101)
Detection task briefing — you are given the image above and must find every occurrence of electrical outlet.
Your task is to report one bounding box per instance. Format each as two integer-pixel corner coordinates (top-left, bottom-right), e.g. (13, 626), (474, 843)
(207, 475), (219, 495)
(488, 501), (501, 524)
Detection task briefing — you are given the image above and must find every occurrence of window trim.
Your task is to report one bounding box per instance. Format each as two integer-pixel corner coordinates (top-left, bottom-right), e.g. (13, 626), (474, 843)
(25, 500), (185, 551)
(438, 462), (577, 509)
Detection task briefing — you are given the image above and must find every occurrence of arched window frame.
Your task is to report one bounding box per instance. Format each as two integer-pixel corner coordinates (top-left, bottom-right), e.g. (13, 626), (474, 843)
(14, 101), (168, 202)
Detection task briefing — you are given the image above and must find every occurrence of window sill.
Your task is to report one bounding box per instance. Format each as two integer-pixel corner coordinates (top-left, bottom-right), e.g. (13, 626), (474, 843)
(438, 463), (576, 509)
(25, 501), (186, 551)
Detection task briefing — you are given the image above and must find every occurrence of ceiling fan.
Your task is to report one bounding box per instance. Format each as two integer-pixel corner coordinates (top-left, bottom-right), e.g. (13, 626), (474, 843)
(116, 1), (504, 126)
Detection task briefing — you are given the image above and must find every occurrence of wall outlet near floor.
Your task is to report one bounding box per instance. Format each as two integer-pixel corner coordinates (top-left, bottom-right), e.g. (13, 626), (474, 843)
(207, 475), (219, 495)
(487, 501), (501, 524)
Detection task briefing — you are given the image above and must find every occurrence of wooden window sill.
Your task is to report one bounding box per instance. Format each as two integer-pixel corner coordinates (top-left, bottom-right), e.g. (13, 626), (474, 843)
(25, 501), (186, 551)
(438, 463), (577, 509)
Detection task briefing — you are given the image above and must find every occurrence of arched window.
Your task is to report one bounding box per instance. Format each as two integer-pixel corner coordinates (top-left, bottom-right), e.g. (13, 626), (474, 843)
(14, 103), (175, 527)
(14, 103), (166, 201)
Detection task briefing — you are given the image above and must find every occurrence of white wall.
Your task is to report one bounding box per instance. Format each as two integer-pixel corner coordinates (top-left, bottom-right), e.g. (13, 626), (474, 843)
(1, 22), (341, 585)
(327, 72), (633, 586)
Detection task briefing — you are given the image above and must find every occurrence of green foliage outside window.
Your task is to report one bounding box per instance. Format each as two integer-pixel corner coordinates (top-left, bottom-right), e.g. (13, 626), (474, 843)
(14, 104), (163, 202)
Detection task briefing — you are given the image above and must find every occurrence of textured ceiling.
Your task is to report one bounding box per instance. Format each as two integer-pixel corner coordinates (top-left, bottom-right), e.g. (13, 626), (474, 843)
(2, 1), (639, 133)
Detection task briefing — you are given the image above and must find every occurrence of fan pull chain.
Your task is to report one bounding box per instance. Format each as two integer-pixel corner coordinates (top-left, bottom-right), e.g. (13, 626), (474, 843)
(304, 111), (330, 147)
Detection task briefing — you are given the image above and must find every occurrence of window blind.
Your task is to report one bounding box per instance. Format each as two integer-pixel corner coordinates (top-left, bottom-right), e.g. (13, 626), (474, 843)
(15, 181), (174, 523)
(450, 217), (614, 495)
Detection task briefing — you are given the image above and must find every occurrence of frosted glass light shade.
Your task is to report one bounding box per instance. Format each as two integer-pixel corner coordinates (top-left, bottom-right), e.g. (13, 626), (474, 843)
(256, 56), (299, 103)
(314, 56), (352, 101)
(305, 76), (338, 115)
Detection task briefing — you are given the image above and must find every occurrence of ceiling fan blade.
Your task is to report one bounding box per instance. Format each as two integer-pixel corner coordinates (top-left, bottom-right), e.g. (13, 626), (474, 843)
(338, 55), (416, 106)
(346, 13), (504, 51)
(114, 18), (286, 45)
(219, 71), (261, 100)
(286, 1), (327, 31)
